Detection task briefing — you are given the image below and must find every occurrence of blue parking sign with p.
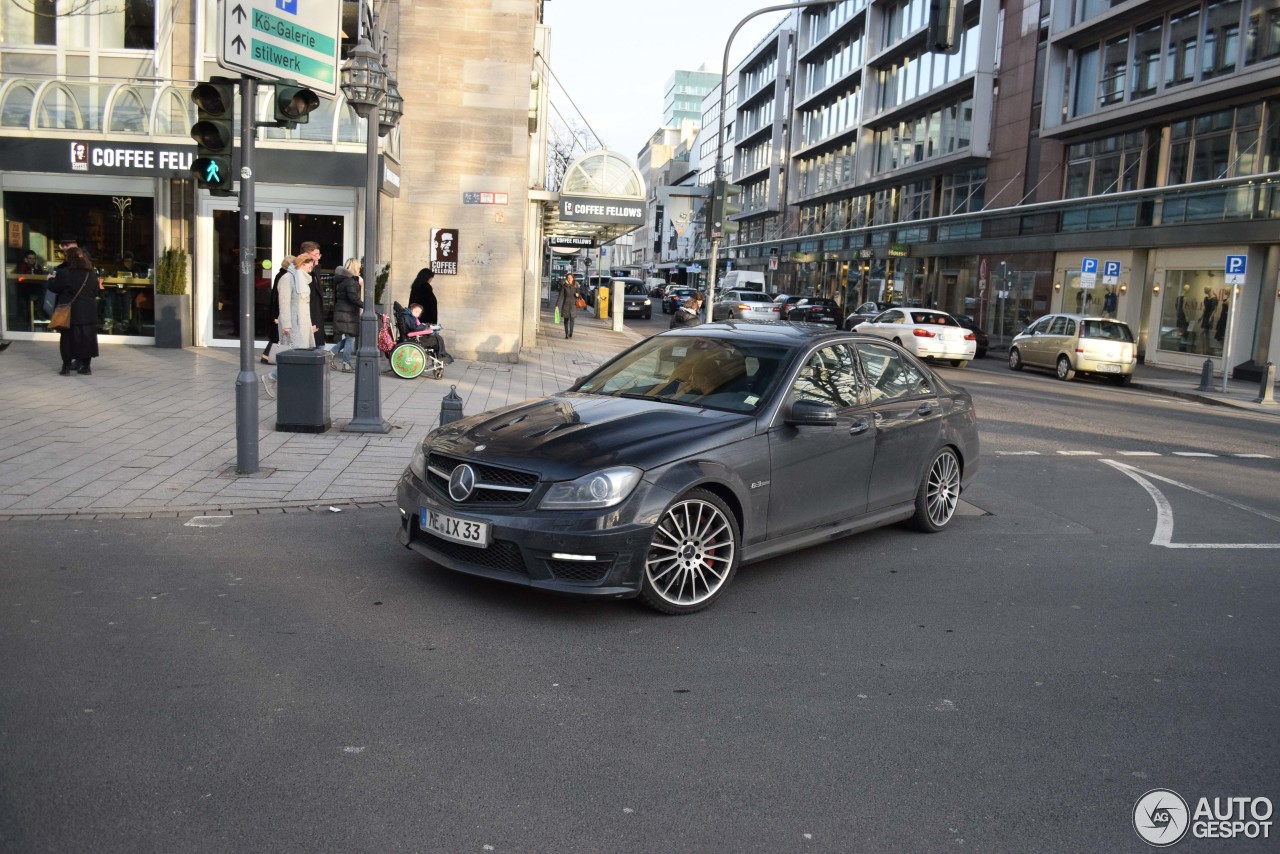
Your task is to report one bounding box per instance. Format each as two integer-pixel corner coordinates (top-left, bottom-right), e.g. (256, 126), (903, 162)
(1103, 261), (1120, 278)
(276, 0), (298, 14)
(1226, 255), (1246, 275)
(1081, 257), (1098, 274)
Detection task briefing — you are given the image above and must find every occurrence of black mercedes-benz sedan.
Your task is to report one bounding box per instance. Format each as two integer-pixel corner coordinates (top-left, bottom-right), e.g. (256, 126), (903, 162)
(396, 322), (980, 614)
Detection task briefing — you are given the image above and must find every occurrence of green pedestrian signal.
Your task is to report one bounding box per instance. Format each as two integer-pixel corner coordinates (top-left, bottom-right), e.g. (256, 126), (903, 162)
(190, 78), (236, 195)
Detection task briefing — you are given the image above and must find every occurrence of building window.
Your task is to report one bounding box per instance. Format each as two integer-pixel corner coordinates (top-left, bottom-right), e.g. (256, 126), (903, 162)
(1202, 0), (1243, 78)
(1166, 6), (1202, 87)
(1100, 34), (1129, 106)
(1157, 271), (1230, 357)
(1073, 45), (1100, 116)
(1, 0), (55, 45)
(1132, 21), (1163, 98)
(1245, 0), (1280, 63)
(1, 84), (37, 128)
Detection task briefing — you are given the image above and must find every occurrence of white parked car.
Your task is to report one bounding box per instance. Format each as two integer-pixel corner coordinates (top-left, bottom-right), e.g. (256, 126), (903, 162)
(854, 308), (977, 367)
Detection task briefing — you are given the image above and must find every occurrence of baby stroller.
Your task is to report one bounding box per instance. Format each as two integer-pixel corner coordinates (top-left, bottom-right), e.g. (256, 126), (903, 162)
(383, 302), (446, 380)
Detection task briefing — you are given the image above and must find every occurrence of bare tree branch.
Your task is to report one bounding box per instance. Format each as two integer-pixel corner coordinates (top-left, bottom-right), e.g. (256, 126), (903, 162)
(7, 0), (126, 18)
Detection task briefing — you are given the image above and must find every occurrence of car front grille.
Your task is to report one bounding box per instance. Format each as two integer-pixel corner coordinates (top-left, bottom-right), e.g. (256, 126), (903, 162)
(416, 529), (528, 575)
(427, 453), (539, 506)
(545, 558), (613, 583)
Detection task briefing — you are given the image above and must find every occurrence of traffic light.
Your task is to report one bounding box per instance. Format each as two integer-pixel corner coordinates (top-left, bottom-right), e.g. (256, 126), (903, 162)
(708, 179), (744, 239)
(927, 0), (962, 54)
(721, 181), (743, 235)
(273, 81), (320, 127)
(190, 79), (236, 195)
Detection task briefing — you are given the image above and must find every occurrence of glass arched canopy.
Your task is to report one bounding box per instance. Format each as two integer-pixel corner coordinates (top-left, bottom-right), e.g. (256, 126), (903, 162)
(546, 149), (647, 242)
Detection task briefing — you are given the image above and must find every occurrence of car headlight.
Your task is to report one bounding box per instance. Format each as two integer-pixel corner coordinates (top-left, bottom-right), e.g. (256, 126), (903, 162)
(539, 466), (642, 510)
(643, 298), (651, 305)
(410, 443), (428, 481)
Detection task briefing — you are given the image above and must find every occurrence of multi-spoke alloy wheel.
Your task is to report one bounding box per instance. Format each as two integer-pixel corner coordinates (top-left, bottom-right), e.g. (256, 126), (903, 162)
(640, 489), (740, 615)
(910, 448), (961, 533)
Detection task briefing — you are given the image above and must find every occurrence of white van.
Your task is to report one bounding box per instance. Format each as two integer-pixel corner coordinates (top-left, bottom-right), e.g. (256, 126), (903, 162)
(719, 271), (766, 291)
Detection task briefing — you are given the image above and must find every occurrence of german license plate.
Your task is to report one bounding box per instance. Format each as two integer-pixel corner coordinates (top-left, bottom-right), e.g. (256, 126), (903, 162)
(1097, 363), (1121, 373)
(421, 507), (490, 547)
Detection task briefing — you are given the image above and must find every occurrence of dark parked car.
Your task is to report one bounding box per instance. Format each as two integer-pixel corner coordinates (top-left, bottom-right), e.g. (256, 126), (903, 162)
(952, 314), (989, 358)
(843, 300), (901, 330)
(785, 297), (844, 327)
(396, 323), (980, 614)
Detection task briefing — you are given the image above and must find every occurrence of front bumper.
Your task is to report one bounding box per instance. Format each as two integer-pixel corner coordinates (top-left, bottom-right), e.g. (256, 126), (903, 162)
(395, 470), (673, 598)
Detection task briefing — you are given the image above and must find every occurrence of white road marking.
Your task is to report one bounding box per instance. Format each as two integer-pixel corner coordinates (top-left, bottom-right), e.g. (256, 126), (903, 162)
(185, 515), (232, 528)
(1101, 459), (1280, 549)
(1234, 453), (1272, 458)
(1118, 451), (1162, 456)
(1058, 450), (1101, 455)
(1173, 452), (1217, 457)
(996, 451), (1040, 455)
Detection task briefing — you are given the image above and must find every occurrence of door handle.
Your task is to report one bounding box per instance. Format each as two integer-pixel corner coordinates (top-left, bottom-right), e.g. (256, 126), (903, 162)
(849, 418), (870, 435)
(916, 403), (936, 416)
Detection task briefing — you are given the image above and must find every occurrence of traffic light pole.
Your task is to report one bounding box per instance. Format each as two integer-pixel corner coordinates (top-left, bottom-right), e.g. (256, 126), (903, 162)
(235, 76), (259, 473)
(706, 0), (836, 323)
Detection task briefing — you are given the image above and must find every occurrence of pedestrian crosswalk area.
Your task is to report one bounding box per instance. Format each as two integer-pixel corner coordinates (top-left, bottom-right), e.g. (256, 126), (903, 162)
(995, 450), (1272, 458)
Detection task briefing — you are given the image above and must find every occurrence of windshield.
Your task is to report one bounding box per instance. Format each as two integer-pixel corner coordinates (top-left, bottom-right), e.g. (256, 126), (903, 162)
(737, 292), (774, 303)
(910, 311), (959, 326)
(576, 335), (792, 413)
(624, 282), (647, 295)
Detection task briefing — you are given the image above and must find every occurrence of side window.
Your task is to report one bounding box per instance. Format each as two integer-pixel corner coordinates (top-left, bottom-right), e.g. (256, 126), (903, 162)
(1028, 317), (1052, 335)
(1063, 319), (1077, 336)
(1048, 317), (1068, 335)
(856, 342), (933, 401)
(792, 345), (863, 408)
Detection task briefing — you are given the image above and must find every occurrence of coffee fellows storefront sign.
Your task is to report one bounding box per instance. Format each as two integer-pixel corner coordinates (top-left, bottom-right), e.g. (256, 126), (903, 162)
(0, 138), (196, 177)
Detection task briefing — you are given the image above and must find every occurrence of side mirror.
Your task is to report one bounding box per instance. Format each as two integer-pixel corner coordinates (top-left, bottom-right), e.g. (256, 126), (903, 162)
(786, 398), (837, 426)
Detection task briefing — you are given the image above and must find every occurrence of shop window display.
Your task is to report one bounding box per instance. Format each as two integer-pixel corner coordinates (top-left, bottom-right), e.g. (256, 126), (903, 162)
(4, 191), (155, 336)
(1157, 270), (1230, 356)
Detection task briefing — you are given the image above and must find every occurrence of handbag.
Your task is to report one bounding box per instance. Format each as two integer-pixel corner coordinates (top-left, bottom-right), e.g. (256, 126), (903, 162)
(267, 330), (295, 365)
(575, 296), (586, 309)
(376, 315), (395, 353)
(49, 272), (90, 332)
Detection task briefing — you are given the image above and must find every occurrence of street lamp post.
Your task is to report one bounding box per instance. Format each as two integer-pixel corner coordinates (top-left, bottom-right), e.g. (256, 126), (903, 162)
(341, 36), (390, 433)
(706, 1), (837, 322)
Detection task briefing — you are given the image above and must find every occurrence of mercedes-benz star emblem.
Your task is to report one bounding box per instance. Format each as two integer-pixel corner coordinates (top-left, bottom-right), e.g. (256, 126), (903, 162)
(448, 464), (477, 502)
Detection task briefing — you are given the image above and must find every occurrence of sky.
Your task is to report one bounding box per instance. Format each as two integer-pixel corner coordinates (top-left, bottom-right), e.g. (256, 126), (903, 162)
(540, 0), (793, 161)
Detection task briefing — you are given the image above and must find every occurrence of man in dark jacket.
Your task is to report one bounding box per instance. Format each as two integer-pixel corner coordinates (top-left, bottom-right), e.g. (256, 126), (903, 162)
(329, 258), (362, 372)
(299, 240), (326, 346)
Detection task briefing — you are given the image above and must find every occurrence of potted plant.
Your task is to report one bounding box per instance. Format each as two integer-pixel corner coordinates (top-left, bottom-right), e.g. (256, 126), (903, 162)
(153, 247), (189, 348)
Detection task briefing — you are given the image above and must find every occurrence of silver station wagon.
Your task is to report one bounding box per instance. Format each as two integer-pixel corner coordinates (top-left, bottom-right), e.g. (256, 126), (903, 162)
(1008, 314), (1137, 385)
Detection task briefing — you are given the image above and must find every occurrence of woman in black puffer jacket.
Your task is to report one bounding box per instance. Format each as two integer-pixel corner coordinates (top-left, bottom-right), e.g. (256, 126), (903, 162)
(329, 258), (363, 372)
(48, 247), (101, 375)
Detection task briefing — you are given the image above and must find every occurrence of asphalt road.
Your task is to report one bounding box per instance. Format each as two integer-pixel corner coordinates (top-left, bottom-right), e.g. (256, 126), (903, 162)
(2, 355), (1278, 853)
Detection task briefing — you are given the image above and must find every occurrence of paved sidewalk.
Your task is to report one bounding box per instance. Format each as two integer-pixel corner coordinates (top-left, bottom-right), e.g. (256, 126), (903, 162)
(0, 311), (642, 519)
(2, 318), (1273, 520)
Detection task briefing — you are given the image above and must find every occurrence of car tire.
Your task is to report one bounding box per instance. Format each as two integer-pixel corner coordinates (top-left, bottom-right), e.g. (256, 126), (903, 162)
(976, 348), (988, 359)
(1008, 348), (1023, 371)
(1111, 374), (1131, 386)
(640, 488), (740, 615)
(893, 337), (903, 346)
(644, 311), (652, 320)
(908, 447), (961, 533)
(1056, 355), (1076, 381)
(950, 360), (968, 368)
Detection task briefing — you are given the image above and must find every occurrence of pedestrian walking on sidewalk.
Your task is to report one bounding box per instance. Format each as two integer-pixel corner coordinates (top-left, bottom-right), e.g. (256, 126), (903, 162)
(669, 291), (704, 329)
(299, 241), (327, 347)
(557, 272), (580, 338)
(408, 268), (438, 323)
(48, 246), (101, 375)
(330, 257), (362, 372)
(261, 254), (293, 363)
(262, 254), (317, 397)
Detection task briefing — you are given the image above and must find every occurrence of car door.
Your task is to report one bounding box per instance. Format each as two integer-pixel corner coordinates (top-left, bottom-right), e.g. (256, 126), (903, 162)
(767, 343), (874, 538)
(853, 341), (946, 511)
(1040, 315), (1070, 367)
(1019, 315), (1054, 366)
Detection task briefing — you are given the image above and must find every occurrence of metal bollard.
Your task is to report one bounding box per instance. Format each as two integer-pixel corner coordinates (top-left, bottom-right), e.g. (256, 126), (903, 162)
(440, 384), (464, 425)
(1196, 358), (1214, 391)
(1254, 362), (1277, 405)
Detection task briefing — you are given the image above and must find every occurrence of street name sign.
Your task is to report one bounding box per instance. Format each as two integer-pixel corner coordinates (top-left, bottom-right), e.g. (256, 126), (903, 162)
(218, 0), (342, 95)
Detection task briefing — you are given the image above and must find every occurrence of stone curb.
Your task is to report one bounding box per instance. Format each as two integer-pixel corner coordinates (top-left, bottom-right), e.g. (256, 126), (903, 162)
(0, 496), (398, 522)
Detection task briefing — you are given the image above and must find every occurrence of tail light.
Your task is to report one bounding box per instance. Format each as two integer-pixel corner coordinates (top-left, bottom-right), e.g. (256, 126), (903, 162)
(737, 304), (750, 312)
(913, 328), (936, 338)
(771, 306), (780, 313)
(963, 332), (975, 341)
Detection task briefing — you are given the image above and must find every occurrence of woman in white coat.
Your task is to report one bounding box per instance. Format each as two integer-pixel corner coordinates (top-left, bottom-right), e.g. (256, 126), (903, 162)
(262, 254), (318, 397)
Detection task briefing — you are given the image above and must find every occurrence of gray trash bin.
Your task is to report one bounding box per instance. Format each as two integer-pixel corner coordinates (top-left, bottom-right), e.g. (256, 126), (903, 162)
(276, 348), (331, 432)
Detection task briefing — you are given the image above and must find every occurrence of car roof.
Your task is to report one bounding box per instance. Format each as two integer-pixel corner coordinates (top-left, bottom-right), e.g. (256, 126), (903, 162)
(661, 320), (846, 344)
(1042, 313), (1131, 323)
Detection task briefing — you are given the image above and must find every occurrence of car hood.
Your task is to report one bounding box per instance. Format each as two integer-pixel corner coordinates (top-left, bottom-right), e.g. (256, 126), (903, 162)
(427, 393), (754, 479)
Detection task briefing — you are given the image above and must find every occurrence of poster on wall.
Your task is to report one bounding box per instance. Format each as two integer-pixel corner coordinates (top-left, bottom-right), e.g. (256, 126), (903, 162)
(431, 228), (458, 275)
(7, 220), (23, 249)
